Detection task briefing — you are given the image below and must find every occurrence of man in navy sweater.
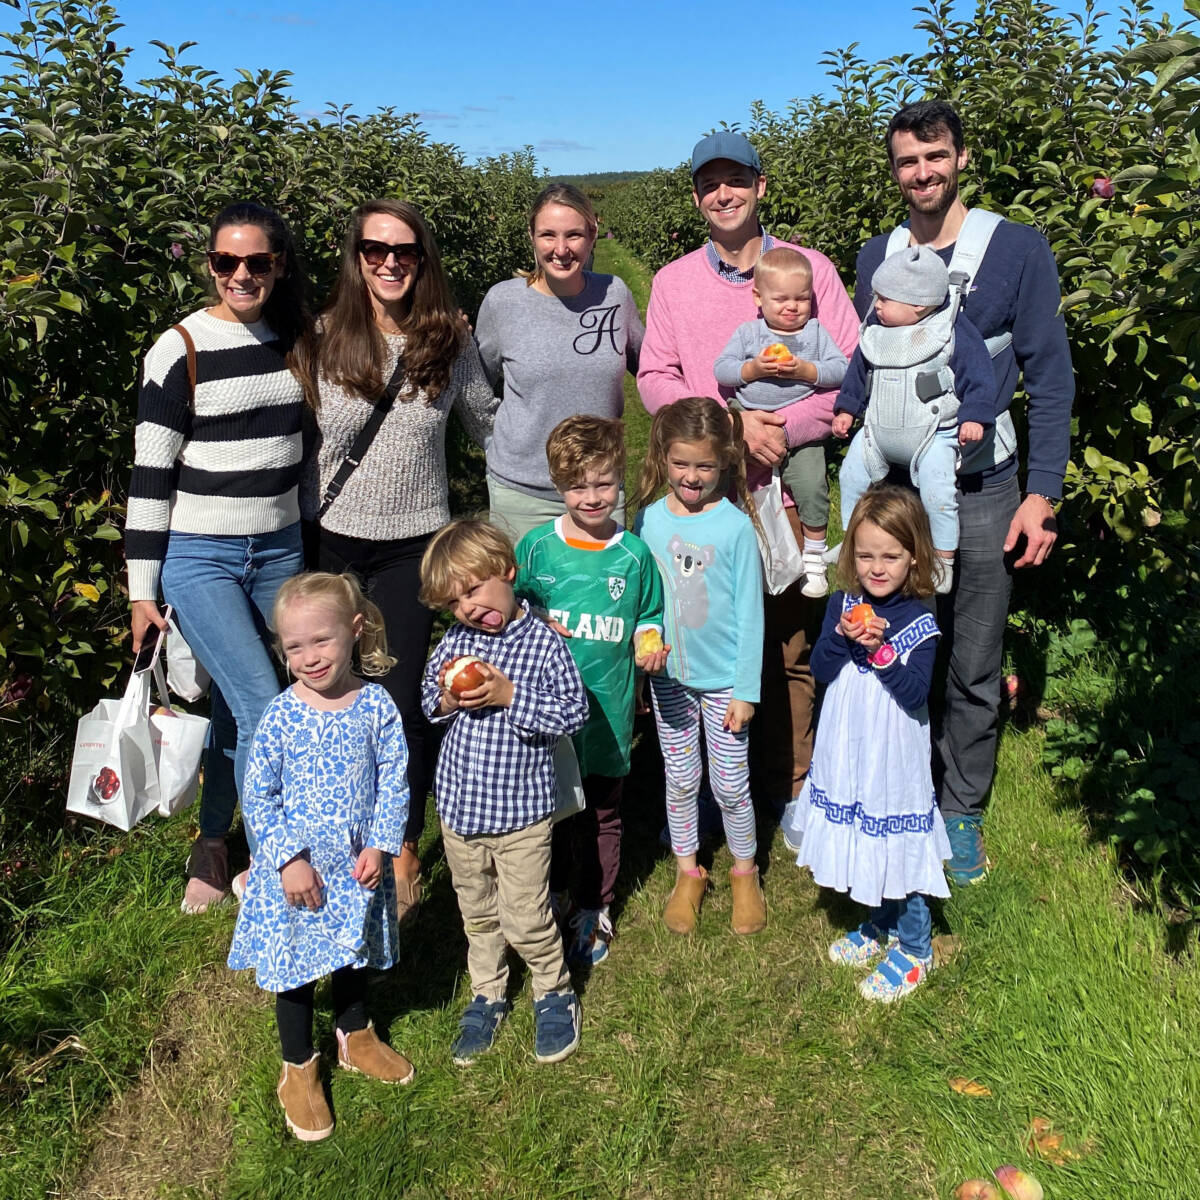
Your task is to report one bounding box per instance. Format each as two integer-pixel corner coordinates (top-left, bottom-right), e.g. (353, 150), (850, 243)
(853, 100), (1074, 883)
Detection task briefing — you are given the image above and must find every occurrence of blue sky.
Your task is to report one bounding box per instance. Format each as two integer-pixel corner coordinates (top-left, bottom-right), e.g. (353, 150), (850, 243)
(4, 0), (1192, 174)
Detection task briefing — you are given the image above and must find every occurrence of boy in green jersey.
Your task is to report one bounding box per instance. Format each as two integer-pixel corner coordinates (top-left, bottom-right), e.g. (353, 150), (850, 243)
(516, 416), (668, 966)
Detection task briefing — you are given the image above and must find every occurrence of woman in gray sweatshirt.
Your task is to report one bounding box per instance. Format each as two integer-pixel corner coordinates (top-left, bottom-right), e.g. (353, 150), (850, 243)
(475, 183), (643, 543)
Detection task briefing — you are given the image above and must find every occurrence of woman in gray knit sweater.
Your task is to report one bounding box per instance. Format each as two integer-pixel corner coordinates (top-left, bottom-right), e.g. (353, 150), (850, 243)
(300, 199), (496, 913)
(475, 183), (643, 543)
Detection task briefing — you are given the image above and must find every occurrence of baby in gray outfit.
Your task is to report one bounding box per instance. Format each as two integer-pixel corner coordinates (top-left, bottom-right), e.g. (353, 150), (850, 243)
(714, 247), (848, 598)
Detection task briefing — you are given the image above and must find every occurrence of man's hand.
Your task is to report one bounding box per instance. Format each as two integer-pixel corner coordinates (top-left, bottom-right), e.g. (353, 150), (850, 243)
(739, 407), (788, 467)
(959, 420), (984, 445)
(831, 412), (854, 439)
(1004, 494), (1057, 568)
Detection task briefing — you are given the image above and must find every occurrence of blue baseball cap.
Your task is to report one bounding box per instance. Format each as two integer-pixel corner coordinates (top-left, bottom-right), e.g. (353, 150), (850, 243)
(690, 131), (762, 178)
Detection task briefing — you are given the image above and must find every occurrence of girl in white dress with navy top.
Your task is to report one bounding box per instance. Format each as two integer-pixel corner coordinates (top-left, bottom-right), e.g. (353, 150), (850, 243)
(782, 484), (951, 1003)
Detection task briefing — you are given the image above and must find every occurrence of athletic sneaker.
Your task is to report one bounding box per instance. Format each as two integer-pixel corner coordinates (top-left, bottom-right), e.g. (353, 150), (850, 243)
(568, 907), (614, 966)
(859, 946), (932, 1003)
(944, 815), (988, 885)
(780, 798), (805, 853)
(800, 550), (829, 598)
(451, 995), (509, 1067)
(828, 922), (898, 967)
(533, 990), (581, 1063)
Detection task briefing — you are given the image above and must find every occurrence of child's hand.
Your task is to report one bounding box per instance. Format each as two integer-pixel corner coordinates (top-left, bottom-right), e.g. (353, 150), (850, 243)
(744, 348), (786, 381)
(839, 611), (887, 653)
(774, 356), (818, 384)
(635, 675), (651, 715)
(832, 411), (854, 439)
(959, 420), (984, 445)
(533, 608), (571, 638)
(723, 699), (755, 733)
(280, 854), (324, 910)
(456, 662), (514, 710)
(352, 846), (383, 890)
(634, 642), (671, 675)
(435, 660), (463, 714)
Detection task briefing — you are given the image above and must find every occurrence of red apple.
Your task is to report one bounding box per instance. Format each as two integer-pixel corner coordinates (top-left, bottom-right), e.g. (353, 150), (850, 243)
(445, 655), (489, 696)
(1091, 176), (1114, 198)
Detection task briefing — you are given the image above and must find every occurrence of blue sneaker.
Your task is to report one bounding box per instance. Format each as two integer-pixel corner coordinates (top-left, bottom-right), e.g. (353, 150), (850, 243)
(568, 907), (613, 966)
(533, 990), (581, 1063)
(451, 995), (509, 1067)
(944, 815), (988, 885)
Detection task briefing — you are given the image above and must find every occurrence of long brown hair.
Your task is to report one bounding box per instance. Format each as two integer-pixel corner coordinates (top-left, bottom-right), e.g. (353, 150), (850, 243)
(314, 199), (463, 406)
(207, 201), (318, 394)
(835, 484), (936, 598)
(630, 396), (765, 545)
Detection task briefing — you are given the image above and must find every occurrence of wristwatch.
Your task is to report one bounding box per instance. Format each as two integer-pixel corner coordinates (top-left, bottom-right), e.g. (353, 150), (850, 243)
(1027, 492), (1061, 513)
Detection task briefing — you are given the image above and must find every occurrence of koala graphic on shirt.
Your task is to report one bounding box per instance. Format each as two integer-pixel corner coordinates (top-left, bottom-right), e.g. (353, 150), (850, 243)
(667, 533), (715, 628)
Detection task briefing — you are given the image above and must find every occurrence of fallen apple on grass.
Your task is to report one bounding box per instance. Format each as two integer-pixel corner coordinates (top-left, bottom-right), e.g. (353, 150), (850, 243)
(994, 1165), (1044, 1200)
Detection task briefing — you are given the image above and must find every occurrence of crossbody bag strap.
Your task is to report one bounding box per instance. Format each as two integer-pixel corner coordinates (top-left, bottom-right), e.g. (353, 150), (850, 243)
(170, 323), (197, 399)
(315, 355), (407, 522)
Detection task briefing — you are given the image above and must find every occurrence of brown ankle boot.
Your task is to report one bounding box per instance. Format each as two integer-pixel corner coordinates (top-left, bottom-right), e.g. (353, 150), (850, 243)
(730, 866), (767, 935)
(663, 866), (708, 934)
(336, 1022), (415, 1084)
(277, 1054), (334, 1142)
(180, 836), (230, 914)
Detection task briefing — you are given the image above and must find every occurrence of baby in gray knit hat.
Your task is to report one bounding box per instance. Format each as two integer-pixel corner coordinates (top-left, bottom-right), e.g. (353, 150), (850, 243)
(832, 244), (998, 593)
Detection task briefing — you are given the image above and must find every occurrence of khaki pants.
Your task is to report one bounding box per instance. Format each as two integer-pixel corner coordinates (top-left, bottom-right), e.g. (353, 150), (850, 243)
(441, 817), (569, 1001)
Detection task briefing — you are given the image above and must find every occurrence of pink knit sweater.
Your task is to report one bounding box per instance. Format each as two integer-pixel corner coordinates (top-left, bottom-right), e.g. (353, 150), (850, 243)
(637, 240), (860, 451)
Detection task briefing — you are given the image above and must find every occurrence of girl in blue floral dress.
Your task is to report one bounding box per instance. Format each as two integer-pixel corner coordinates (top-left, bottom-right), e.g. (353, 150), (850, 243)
(228, 572), (413, 1141)
(782, 485), (952, 1003)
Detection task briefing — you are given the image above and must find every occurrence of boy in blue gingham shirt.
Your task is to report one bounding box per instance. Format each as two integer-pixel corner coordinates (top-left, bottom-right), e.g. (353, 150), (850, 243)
(419, 519), (588, 1066)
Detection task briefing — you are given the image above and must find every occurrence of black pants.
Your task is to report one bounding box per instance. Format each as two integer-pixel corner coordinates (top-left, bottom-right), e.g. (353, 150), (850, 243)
(276, 966), (368, 1064)
(317, 526), (439, 845)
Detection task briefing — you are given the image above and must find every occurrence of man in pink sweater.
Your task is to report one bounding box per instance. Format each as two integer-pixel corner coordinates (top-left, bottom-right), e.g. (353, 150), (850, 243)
(637, 131), (859, 809)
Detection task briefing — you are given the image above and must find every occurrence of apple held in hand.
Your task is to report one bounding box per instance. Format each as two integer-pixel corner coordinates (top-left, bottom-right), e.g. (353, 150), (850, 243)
(445, 655), (489, 696)
(763, 342), (794, 362)
(848, 602), (876, 626)
(636, 628), (663, 657)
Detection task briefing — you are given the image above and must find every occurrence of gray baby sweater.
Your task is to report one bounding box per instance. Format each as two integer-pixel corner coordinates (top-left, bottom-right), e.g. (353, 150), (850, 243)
(475, 273), (643, 499)
(300, 334), (497, 541)
(713, 316), (848, 412)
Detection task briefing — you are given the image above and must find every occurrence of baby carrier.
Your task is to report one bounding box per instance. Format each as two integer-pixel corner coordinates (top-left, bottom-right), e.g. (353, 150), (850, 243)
(860, 210), (1017, 484)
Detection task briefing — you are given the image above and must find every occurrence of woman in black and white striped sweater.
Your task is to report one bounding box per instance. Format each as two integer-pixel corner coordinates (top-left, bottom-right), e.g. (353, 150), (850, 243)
(126, 201), (316, 913)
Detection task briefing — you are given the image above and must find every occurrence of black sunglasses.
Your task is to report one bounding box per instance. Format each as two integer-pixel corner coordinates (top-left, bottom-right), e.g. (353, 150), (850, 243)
(358, 239), (423, 268)
(207, 250), (280, 278)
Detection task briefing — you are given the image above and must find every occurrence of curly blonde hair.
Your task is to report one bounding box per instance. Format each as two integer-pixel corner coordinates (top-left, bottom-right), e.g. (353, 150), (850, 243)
(546, 415), (626, 491)
(272, 572), (396, 676)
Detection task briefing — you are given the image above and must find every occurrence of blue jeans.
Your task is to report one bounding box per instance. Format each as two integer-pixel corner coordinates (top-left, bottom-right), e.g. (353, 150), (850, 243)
(161, 524), (302, 846)
(933, 473), (1019, 819)
(839, 426), (960, 550)
(870, 892), (931, 959)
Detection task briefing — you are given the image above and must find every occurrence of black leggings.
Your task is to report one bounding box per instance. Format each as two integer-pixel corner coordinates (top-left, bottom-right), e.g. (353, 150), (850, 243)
(317, 527), (440, 845)
(276, 966), (368, 1064)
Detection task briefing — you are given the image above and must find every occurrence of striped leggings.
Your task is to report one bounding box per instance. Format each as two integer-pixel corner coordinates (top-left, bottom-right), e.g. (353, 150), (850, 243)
(649, 677), (756, 861)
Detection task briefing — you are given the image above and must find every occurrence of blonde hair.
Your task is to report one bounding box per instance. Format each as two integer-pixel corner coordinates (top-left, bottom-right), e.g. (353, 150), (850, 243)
(753, 246), (813, 288)
(835, 484), (937, 598)
(273, 572), (396, 676)
(546, 415), (626, 491)
(629, 396), (765, 546)
(419, 519), (516, 609)
(520, 182), (598, 287)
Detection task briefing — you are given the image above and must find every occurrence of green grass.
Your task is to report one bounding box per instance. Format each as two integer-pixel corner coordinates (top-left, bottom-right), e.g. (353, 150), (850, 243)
(2, 239), (1197, 1199)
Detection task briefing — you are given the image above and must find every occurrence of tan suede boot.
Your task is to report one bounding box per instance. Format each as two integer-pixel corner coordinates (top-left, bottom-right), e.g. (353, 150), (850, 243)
(663, 866), (708, 935)
(730, 866), (767, 935)
(277, 1054), (334, 1142)
(336, 1022), (415, 1084)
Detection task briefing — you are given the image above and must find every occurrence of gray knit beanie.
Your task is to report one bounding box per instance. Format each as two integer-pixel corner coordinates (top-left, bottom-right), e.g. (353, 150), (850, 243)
(871, 245), (949, 307)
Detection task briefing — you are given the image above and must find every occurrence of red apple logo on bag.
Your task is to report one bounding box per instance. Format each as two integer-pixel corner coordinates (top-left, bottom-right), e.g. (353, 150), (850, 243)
(92, 767), (121, 802)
